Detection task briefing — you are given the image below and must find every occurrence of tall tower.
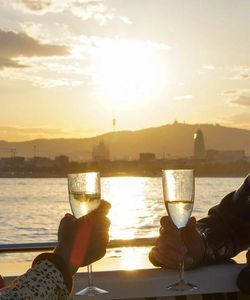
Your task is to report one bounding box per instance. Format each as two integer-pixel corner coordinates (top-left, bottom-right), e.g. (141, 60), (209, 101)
(112, 117), (116, 132)
(194, 129), (205, 159)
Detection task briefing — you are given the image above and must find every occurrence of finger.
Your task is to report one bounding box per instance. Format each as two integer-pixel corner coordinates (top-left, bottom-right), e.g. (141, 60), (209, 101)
(156, 241), (194, 270)
(160, 216), (176, 229)
(92, 221), (110, 235)
(90, 236), (109, 249)
(63, 213), (75, 221)
(246, 250), (250, 264)
(57, 219), (75, 240)
(160, 216), (171, 227)
(156, 232), (186, 258)
(94, 218), (111, 230)
(159, 238), (187, 257)
(152, 247), (180, 269)
(149, 247), (164, 267)
(185, 217), (197, 234)
(158, 227), (183, 248)
(183, 255), (195, 269)
(86, 213), (110, 228)
(59, 213), (76, 229)
(97, 200), (111, 213)
(160, 215), (168, 226)
(159, 222), (185, 250)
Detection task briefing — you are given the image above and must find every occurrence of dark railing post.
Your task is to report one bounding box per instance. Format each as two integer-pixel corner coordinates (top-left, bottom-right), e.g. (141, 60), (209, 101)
(0, 238), (156, 253)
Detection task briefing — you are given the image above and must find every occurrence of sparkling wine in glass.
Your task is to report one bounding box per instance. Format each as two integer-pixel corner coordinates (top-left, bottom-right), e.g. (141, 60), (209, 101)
(162, 169), (198, 291)
(68, 172), (108, 297)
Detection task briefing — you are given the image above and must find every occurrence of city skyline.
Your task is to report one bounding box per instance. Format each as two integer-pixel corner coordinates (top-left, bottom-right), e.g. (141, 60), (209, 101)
(1, 0), (250, 141)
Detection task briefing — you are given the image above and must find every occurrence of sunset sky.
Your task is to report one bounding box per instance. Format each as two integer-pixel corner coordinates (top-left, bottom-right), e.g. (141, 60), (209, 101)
(1, 0), (250, 141)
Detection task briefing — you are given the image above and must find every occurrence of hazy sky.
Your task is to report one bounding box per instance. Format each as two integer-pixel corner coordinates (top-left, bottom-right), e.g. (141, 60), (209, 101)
(1, 0), (250, 141)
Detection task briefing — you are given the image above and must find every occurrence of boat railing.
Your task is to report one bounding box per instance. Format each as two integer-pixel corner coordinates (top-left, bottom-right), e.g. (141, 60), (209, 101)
(0, 237), (156, 253)
(0, 237), (245, 299)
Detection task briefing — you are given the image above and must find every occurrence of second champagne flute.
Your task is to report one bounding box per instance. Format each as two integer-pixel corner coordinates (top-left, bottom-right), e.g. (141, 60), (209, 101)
(68, 172), (108, 297)
(162, 169), (198, 291)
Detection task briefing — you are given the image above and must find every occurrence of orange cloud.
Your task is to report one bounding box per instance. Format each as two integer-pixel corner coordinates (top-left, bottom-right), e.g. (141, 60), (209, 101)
(0, 28), (69, 70)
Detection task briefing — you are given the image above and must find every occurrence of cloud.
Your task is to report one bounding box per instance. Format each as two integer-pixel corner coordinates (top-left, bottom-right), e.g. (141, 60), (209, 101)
(13, 0), (105, 13)
(0, 57), (28, 70)
(120, 16), (132, 25)
(221, 113), (250, 130)
(175, 95), (193, 100)
(0, 65), (85, 88)
(0, 28), (69, 58)
(240, 73), (249, 79)
(11, 0), (114, 25)
(228, 66), (250, 80)
(0, 125), (68, 142)
(0, 28), (69, 70)
(227, 113), (250, 123)
(222, 89), (250, 106)
(232, 95), (250, 106)
(222, 90), (239, 95)
(37, 78), (84, 88)
(202, 64), (216, 70)
(11, 0), (64, 14)
(0, 125), (98, 142)
(14, 0), (53, 12)
(70, 1), (113, 24)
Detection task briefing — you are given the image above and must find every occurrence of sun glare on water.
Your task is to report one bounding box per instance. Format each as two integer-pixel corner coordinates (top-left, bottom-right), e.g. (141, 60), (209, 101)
(92, 40), (166, 108)
(103, 177), (149, 240)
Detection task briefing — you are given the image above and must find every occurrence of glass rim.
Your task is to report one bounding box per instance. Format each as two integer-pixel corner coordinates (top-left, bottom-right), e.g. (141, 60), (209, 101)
(162, 169), (194, 173)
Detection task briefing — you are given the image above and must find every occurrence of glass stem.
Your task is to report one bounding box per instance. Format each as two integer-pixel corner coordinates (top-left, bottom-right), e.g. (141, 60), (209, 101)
(87, 264), (93, 287)
(179, 256), (185, 283)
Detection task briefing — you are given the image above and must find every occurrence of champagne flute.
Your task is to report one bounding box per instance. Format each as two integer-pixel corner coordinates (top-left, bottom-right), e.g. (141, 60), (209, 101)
(162, 169), (198, 291)
(68, 172), (108, 297)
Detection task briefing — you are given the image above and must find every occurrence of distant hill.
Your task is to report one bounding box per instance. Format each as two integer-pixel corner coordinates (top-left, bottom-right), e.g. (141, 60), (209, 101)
(1, 123), (250, 160)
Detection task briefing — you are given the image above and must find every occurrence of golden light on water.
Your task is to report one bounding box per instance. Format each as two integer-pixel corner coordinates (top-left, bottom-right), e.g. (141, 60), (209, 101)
(120, 248), (148, 270)
(103, 177), (149, 240)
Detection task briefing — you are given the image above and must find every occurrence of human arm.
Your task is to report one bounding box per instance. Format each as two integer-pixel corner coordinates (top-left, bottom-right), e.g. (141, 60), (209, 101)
(0, 200), (111, 299)
(0, 259), (72, 299)
(54, 199), (111, 275)
(149, 174), (250, 269)
(197, 175), (250, 264)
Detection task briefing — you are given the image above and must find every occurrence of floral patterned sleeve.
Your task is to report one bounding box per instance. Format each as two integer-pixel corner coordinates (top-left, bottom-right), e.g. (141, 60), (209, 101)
(0, 259), (72, 300)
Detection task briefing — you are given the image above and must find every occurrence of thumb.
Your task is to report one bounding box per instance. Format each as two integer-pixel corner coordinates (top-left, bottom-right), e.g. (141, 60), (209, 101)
(246, 250), (250, 264)
(186, 217), (197, 235)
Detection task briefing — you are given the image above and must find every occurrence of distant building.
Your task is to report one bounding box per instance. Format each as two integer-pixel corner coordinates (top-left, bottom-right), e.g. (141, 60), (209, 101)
(139, 153), (156, 161)
(0, 156), (25, 167)
(206, 150), (245, 162)
(194, 129), (205, 159)
(54, 155), (69, 166)
(92, 141), (110, 162)
(33, 156), (52, 168)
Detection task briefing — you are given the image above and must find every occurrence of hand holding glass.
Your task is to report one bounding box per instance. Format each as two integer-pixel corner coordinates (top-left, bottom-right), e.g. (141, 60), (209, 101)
(162, 169), (197, 291)
(68, 172), (108, 296)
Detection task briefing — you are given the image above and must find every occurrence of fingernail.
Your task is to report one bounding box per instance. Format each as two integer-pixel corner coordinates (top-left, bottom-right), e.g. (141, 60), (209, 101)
(186, 257), (194, 265)
(180, 246), (187, 255)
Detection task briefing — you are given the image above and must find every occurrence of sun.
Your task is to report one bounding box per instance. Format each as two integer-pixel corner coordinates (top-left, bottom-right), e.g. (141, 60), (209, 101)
(91, 39), (166, 109)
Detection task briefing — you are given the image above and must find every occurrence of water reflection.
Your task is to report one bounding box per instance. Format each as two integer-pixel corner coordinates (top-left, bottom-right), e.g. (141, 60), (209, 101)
(102, 177), (153, 239)
(0, 176), (244, 263)
(120, 247), (149, 270)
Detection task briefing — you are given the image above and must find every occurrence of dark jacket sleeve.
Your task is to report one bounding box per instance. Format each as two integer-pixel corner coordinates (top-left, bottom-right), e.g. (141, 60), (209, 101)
(196, 175), (250, 264)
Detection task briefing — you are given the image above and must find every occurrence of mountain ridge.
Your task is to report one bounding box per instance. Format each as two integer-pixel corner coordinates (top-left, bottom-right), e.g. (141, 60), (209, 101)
(0, 123), (250, 160)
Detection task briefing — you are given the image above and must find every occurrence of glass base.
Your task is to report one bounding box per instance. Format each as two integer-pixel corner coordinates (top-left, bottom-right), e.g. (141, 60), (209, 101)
(75, 286), (108, 297)
(167, 280), (198, 291)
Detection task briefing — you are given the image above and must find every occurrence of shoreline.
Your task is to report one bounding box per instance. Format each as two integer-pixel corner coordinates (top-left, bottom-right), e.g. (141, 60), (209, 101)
(0, 172), (247, 179)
